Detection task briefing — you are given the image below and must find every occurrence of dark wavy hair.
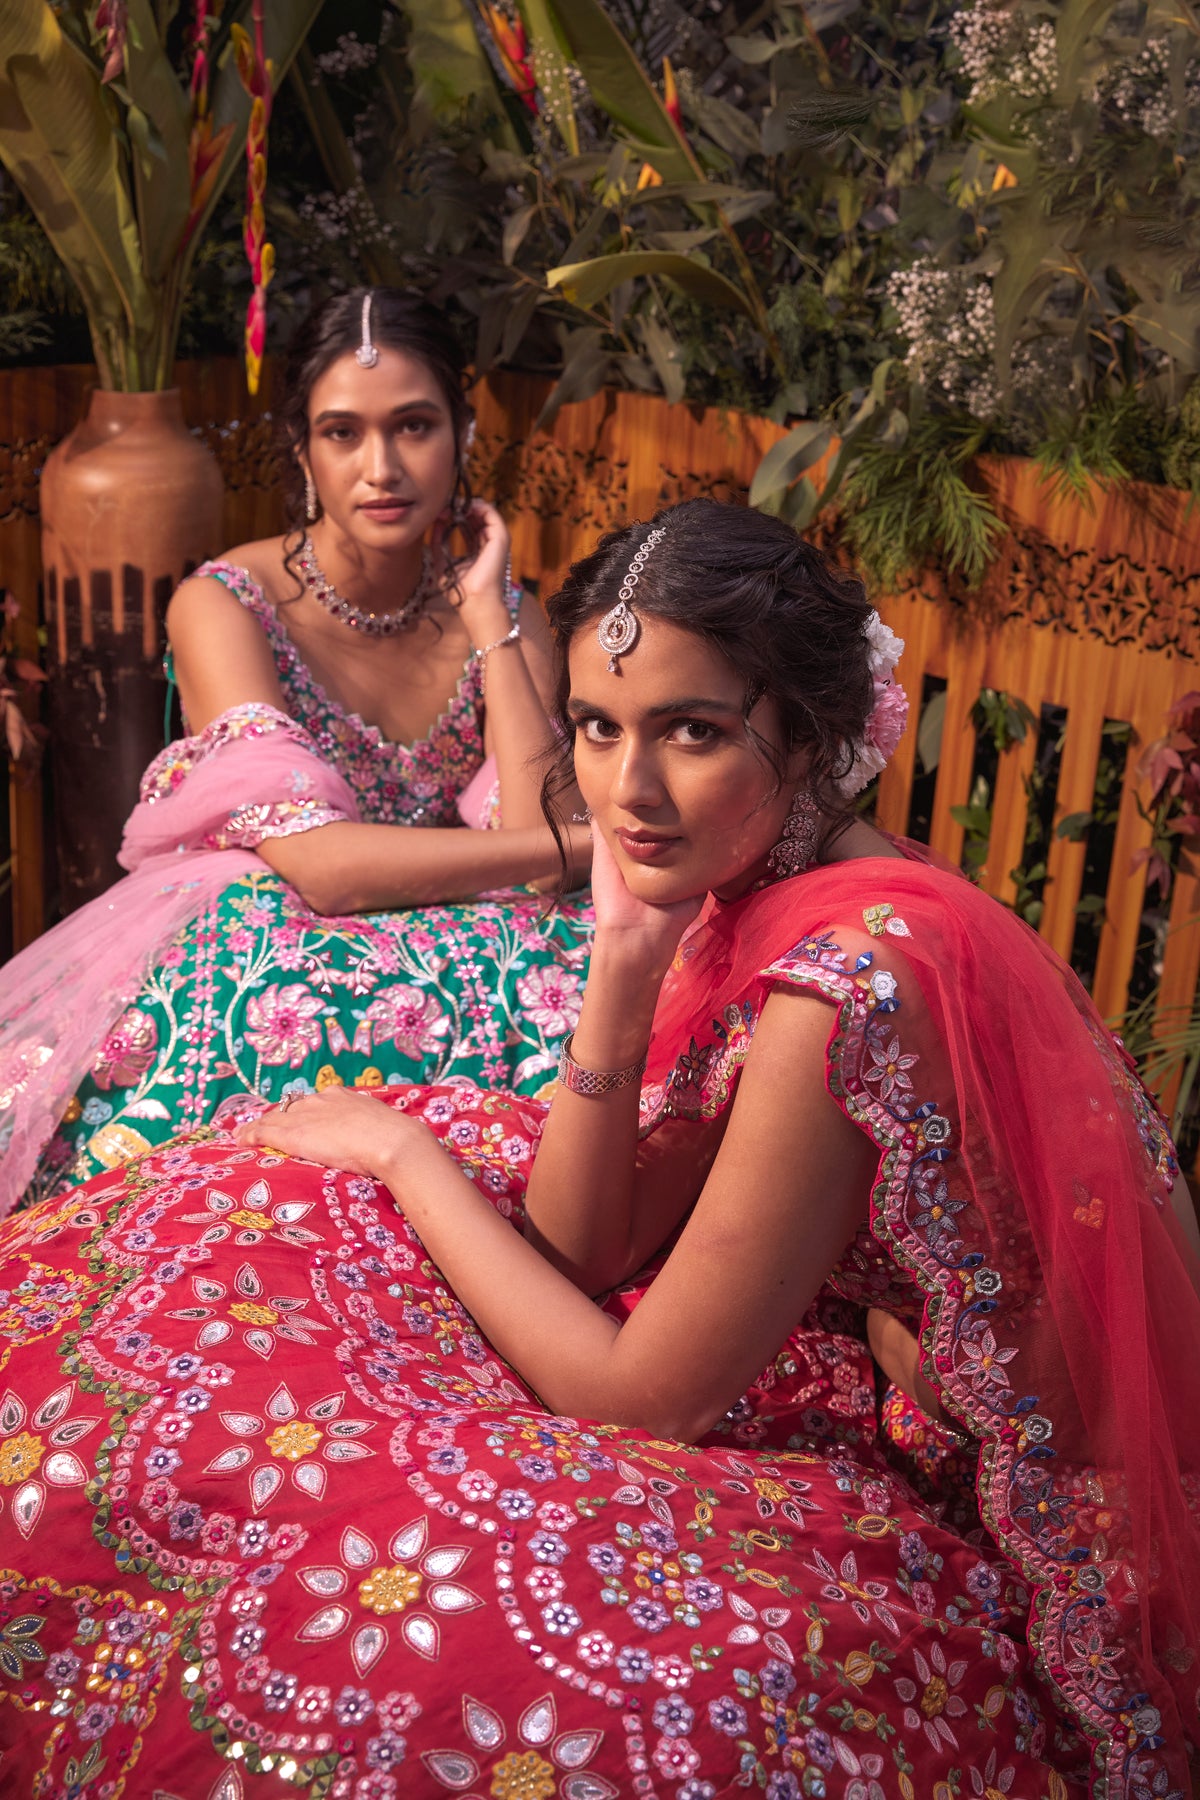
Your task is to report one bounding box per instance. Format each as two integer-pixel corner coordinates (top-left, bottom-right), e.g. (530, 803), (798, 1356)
(275, 287), (474, 596)
(541, 497), (877, 858)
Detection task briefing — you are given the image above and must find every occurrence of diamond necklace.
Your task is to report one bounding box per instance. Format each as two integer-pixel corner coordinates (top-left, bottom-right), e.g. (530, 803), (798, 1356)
(298, 536), (440, 637)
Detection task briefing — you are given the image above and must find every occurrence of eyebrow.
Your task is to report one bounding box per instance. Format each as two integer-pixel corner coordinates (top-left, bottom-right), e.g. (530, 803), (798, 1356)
(567, 695), (740, 718)
(311, 400), (444, 425)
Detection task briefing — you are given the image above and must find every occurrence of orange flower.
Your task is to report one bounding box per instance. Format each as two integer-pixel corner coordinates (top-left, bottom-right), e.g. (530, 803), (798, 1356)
(490, 1751), (555, 1800)
(266, 1421), (322, 1461)
(0, 1431), (44, 1486)
(358, 1565), (423, 1615)
(232, 4), (275, 394)
(663, 57), (683, 132)
(481, 5), (538, 113)
(230, 1301), (279, 1325)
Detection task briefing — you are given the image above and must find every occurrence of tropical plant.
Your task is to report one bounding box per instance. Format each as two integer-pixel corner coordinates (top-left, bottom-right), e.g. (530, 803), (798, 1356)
(0, 589), (44, 772)
(827, 0), (1200, 582)
(0, 0), (322, 391)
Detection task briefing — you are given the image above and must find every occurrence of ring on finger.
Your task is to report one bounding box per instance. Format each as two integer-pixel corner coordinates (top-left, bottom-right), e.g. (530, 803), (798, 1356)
(277, 1092), (299, 1114)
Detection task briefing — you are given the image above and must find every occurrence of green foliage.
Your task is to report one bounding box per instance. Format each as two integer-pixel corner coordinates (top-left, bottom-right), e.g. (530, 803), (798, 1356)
(840, 415), (1003, 589)
(0, 0), (321, 388)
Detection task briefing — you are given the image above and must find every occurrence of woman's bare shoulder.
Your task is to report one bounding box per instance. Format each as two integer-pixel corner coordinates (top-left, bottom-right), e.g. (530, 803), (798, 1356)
(169, 537), (293, 617)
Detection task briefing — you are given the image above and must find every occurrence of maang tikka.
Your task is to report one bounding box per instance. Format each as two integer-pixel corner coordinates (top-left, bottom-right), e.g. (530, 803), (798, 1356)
(598, 525), (666, 671)
(356, 291), (379, 368)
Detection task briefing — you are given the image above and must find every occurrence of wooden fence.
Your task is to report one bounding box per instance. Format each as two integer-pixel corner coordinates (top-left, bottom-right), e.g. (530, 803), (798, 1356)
(3, 360), (1200, 1107)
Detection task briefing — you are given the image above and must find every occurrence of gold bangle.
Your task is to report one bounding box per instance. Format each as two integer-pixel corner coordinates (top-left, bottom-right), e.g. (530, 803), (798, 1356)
(557, 1033), (647, 1097)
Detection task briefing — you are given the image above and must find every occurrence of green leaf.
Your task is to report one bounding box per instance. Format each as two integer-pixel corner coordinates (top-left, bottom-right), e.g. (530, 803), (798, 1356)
(1055, 811), (1094, 841)
(401, 0), (516, 143)
(726, 31), (801, 65)
(123, 0), (191, 286)
(989, 195), (1067, 381)
(518, 0), (579, 156)
(778, 474), (819, 531)
(636, 312), (685, 404)
(0, 0), (146, 370)
(918, 689), (947, 773)
(502, 202), (536, 265)
(540, 0), (695, 185)
(546, 250), (756, 319)
(749, 420), (832, 510)
(1127, 296), (1200, 373)
(535, 325), (612, 430)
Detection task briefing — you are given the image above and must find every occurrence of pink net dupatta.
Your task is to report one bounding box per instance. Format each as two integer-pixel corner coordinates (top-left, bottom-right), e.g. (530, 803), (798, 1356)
(0, 703), (356, 1215)
(645, 849), (1200, 1794)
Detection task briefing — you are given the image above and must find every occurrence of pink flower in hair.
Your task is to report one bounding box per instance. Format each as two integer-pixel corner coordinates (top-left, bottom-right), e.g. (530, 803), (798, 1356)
(865, 679), (909, 757)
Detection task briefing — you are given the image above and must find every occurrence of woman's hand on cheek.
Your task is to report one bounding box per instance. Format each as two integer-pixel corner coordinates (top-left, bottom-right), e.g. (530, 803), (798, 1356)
(589, 826), (703, 971)
(233, 1087), (429, 1183)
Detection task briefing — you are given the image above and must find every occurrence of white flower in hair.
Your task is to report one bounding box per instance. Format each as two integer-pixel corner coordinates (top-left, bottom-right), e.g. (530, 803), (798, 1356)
(864, 610), (904, 679)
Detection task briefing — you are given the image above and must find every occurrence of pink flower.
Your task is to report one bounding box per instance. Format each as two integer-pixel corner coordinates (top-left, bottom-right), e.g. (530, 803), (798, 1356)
(365, 986), (451, 1057)
(92, 1008), (158, 1089)
(515, 966), (584, 1038)
(244, 983), (325, 1066)
(865, 679), (909, 758)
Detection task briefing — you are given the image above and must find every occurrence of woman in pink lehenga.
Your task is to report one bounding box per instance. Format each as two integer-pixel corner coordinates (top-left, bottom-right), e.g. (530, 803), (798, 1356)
(0, 500), (1196, 1800)
(0, 290), (593, 1213)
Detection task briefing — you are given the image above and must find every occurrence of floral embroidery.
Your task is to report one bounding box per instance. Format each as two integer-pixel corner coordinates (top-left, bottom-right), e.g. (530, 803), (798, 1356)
(0, 1103), (1089, 1796)
(765, 923), (1185, 1795)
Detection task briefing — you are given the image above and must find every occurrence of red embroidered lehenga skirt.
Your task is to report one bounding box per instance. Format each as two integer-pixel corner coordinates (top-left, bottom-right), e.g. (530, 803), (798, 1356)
(0, 1087), (1088, 1800)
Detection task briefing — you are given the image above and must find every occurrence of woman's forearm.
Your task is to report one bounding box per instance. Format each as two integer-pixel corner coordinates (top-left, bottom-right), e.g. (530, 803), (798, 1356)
(258, 817), (566, 913)
(521, 936), (670, 1293)
(383, 1129), (628, 1415)
(479, 637), (560, 832)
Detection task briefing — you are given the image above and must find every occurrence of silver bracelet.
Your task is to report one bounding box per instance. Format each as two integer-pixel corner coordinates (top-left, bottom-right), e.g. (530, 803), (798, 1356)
(473, 622), (521, 664)
(557, 1032), (647, 1097)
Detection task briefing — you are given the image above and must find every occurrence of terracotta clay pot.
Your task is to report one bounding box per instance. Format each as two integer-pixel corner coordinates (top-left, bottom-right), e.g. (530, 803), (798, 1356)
(40, 388), (225, 912)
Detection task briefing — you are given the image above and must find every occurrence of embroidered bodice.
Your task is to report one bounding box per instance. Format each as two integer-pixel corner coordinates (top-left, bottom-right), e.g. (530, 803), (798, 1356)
(182, 560), (515, 828)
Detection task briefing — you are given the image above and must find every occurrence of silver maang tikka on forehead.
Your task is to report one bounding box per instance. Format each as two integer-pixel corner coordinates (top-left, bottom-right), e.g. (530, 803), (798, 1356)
(355, 292), (379, 368)
(598, 525), (666, 672)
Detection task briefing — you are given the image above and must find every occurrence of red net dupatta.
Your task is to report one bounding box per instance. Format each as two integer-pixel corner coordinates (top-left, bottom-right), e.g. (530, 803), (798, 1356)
(644, 848), (1200, 1793)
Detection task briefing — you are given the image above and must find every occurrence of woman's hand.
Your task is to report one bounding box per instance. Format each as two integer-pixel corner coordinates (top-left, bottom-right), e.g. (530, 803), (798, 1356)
(234, 1086), (429, 1181)
(433, 499), (512, 645)
(590, 826), (704, 976)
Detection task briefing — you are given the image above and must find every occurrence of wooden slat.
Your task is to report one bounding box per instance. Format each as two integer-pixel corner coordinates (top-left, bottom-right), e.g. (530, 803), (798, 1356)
(928, 627), (987, 867)
(1039, 654), (1107, 963)
(4, 357), (1200, 1074)
(1092, 657), (1165, 1020)
(977, 620), (1052, 905)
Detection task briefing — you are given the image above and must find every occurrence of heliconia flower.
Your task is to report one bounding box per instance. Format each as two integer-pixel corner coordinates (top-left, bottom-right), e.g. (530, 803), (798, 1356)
(183, 3), (234, 251)
(636, 163), (663, 190)
(481, 4), (538, 114)
(94, 0), (129, 85)
(232, 5), (275, 395)
(663, 57), (683, 131)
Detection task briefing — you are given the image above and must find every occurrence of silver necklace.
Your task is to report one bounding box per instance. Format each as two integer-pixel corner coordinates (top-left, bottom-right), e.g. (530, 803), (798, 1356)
(298, 536), (439, 637)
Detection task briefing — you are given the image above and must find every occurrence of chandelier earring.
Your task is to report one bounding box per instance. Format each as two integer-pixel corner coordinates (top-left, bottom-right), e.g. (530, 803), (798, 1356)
(304, 473), (318, 523)
(767, 785), (821, 880)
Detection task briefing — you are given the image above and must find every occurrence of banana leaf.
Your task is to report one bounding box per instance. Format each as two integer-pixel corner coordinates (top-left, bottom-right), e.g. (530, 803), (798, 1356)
(0, 0), (146, 374)
(401, 0), (518, 148)
(538, 0), (694, 186)
(518, 0), (579, 156)
(124, 0), (191, 288)
(547, 250), (755, 319)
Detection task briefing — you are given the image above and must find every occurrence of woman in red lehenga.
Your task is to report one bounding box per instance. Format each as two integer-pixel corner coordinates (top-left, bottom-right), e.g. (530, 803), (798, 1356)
(0, 501), (1196, 1800)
